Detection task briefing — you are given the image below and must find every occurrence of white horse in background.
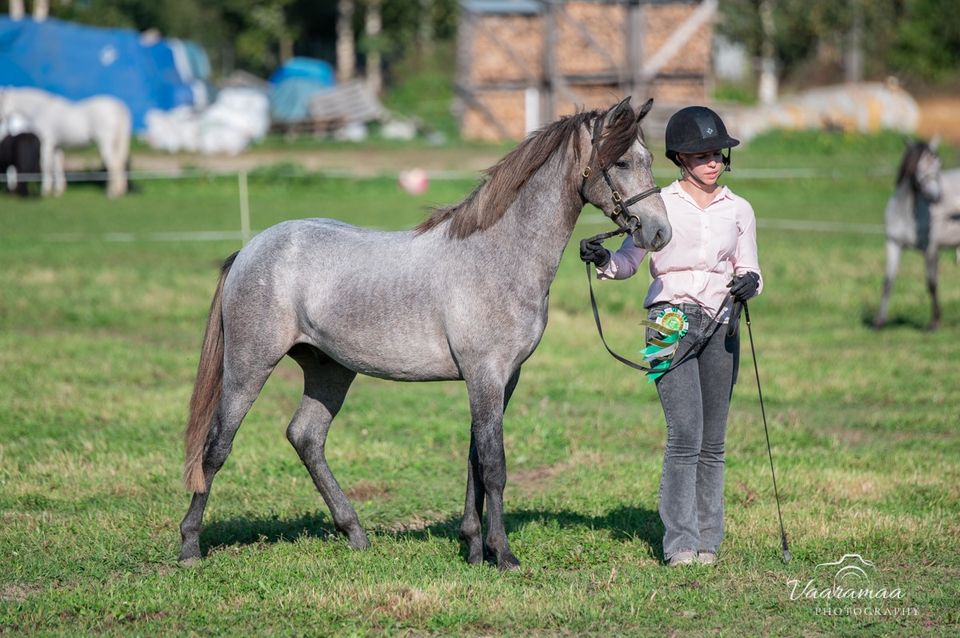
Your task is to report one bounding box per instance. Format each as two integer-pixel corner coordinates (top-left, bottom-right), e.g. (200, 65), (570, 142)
(0, 87), (131, 197)
(875, 137), (960, 331)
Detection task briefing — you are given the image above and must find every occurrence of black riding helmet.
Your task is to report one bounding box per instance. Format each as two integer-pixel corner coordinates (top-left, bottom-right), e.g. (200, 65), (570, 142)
(665, 106), (740, 170)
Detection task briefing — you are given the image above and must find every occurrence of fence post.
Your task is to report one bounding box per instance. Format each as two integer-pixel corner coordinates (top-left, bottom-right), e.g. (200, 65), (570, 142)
(239, 170), (251, 245)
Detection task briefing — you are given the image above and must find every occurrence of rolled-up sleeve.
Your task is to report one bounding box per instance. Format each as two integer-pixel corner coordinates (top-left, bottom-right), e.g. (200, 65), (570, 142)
(597, 235), (648, 280)
(734, 203), (763, 296)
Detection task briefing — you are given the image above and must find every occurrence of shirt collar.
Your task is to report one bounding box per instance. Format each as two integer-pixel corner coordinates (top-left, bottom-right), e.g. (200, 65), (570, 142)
(666, 180), (733, 208)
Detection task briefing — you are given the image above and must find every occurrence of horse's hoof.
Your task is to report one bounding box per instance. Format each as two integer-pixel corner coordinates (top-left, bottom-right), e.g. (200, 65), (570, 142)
(347, 529), (370, 550)
(177, 557), (201, 568)
(496, 551), (521, 572)
(465, 542), (484, 565)
(178, 541), (201, 564)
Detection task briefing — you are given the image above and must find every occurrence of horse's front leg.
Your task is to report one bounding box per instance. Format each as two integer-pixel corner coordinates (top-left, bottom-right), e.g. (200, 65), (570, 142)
(52, 149), (65, 197)
(464, 367), (521, 571)
(460, 369), (520, 565)
(874, 239), (902, 329)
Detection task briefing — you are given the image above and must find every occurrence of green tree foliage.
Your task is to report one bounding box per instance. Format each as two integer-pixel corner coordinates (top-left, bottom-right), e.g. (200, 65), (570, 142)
(718, 0), (957, 85)
(27, 0), (956, 85)
(39, 0), (458, 79)
(890, 0), (960, 82)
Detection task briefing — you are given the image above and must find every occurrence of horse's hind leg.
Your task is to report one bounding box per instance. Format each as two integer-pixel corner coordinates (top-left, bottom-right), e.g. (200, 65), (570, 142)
(39, 142), (54, 197)
(874, 240), (902, 329)
(460, 368), (520, 565)
(925, 250), (941, 331)
(286, 344), (368, 549)
(178, 364), (274, 563)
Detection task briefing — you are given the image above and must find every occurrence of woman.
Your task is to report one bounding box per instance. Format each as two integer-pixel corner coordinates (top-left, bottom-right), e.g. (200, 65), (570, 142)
(580, 106), (762, 566)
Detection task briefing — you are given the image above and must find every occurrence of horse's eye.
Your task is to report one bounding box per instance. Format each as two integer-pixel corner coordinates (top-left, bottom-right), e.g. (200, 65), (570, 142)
(614, 160), (629, 169)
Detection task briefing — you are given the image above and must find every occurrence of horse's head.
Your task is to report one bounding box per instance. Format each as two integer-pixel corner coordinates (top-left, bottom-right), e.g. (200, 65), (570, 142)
(899, 137), (942, 202)
(580, 97), (671, 251)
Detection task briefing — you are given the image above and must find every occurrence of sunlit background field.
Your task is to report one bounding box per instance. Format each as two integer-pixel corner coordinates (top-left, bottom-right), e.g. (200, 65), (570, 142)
(1, 132), (958, 635)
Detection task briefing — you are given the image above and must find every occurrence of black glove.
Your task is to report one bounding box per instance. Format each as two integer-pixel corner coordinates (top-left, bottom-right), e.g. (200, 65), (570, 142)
(728, 271), (760, 302)
(579, 238), (610, 268)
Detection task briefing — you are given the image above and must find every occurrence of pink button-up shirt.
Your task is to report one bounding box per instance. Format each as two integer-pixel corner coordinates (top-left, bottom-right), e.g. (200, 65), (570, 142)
(597, 180), (762, 321)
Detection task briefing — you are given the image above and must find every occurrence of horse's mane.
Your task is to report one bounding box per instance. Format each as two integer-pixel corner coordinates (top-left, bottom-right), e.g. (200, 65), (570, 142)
(896, 140), (931, 189)
(415, 102), (640, 239)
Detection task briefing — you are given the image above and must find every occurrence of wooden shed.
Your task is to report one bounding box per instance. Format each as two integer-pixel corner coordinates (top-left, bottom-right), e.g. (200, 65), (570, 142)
(457, 0), (716, 142)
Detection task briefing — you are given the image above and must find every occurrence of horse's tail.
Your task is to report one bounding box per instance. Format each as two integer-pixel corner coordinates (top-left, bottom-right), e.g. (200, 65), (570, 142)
(184, 252), (238, 493)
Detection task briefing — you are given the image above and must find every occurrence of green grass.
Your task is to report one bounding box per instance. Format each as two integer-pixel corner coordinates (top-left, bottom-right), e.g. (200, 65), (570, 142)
(1, 133), (959, 635)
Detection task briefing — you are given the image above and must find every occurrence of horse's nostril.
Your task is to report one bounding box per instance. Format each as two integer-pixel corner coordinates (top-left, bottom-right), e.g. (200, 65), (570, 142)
(653, 229), (666, 249)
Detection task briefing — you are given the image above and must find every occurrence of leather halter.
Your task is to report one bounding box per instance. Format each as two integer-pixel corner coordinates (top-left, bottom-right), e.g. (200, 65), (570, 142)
(579, 114), (661, 234)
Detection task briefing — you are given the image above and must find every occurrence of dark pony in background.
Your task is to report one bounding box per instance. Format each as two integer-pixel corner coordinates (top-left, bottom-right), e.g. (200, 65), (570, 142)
(875, 137), (960, 330)
(177, 97), (672, 570)
(0, 131), (41, 197)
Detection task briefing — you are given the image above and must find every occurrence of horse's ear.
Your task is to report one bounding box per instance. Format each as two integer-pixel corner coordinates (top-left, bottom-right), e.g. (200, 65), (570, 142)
(636, 98), (654, 122)
(605, 96), (633, 127)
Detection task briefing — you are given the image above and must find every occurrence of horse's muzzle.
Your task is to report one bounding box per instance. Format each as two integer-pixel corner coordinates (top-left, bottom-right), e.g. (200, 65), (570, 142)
(633, 221), (671, 252)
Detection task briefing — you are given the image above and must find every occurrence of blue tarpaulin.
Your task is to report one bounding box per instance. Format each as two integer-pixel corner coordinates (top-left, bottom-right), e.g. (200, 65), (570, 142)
(268, 57), (335, 124)
(0, 17), (201, 131)
(268, 57), (335, 86)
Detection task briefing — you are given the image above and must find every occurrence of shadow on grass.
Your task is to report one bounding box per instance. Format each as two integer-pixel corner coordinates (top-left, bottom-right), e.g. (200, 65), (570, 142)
(859, 306), (932, 331)
(400, 506), (665, 564)
(200, 511), (337, 555)
(200, 505), (664, 563)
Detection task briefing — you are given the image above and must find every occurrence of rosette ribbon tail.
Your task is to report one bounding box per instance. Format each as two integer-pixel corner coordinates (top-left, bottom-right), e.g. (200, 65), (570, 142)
(638, 308), (689, 382)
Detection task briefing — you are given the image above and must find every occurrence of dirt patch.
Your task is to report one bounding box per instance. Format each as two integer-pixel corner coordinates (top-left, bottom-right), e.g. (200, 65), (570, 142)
(511, 451), (604, 497)
(918, 96), (960, 144)
(385, 512), (446, 533)
(345, 479), (390, 502)
(1, 582), (43, 602)
(735, 480), (758, 508)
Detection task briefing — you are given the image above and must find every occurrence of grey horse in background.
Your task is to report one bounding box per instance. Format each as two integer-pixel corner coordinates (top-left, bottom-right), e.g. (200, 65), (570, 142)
(178, 97), (671, 570)
(875, 137), (960, 330)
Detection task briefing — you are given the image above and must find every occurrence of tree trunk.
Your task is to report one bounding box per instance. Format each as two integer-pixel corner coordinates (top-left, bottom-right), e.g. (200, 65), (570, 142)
(337, 0), (356, 82)
(34, 0), (49, 21)
(419, 0), (434, 53)
(844, 0), (864, 83)
(758, 0), (778, 105)
(9, 0), (24, 21)
(365, 0), (382, 95)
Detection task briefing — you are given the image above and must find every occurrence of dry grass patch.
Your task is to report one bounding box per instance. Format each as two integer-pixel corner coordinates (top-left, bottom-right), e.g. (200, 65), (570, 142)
(374, 585), (442, 621)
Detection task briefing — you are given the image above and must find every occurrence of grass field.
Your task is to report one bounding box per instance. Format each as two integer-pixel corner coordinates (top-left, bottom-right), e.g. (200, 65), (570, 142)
(1, 132), (959, 636)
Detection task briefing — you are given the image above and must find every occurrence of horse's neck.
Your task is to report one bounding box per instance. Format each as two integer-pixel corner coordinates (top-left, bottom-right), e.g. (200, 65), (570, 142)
(473, 151), (583, 291)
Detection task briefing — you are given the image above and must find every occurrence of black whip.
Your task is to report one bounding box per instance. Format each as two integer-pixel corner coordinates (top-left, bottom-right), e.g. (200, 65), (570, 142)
(742, 302), (791, 563)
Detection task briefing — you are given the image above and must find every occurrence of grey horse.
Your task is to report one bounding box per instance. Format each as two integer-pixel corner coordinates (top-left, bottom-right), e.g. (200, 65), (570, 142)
(178, 97), (671, 570)
(875, 137), (960, 330)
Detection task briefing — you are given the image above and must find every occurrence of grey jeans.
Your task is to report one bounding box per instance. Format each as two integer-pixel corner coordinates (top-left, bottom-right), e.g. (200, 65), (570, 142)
(648, 302), (739, 560)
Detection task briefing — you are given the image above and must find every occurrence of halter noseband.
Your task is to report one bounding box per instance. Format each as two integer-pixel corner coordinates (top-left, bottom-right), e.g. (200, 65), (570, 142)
(579, 114), (661, 234)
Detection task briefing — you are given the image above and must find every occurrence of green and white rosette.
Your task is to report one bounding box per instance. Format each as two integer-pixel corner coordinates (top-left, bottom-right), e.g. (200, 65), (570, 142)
(639, 307), (689, 382)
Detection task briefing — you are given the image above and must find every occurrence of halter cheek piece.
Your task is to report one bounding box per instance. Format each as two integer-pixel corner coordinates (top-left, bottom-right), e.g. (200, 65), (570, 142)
(579, 114), (661, 234)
